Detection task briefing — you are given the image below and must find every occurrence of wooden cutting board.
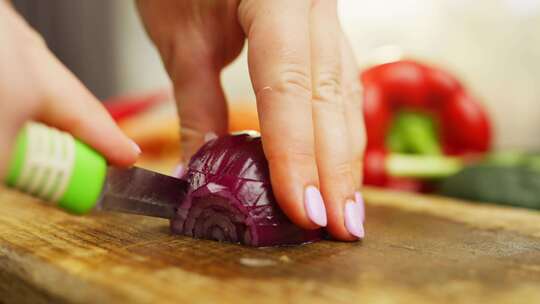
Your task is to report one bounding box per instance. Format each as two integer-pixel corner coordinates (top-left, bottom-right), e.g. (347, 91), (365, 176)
(0, 186), (539, 304)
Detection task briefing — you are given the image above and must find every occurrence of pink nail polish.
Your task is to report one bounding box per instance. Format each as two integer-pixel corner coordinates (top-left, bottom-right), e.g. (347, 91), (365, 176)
(172, 163), (186, 178)
(304, 186), (327, 227)
(355, 191), (365, 223)
(130, 139), (142, 155)
(345, 200), (365, 239)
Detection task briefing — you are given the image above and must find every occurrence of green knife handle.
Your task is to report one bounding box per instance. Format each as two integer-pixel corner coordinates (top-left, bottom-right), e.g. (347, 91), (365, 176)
(4, 122), (107, 214)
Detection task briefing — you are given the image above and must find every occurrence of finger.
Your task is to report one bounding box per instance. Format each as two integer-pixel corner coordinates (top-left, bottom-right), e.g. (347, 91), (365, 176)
(341, 35), (366, 190)
(36, 51), (140, 167)
(239, 0), (323, 229)
(173, 67), (229, 163)
(342, 35), (367, 226)
(310, 0), (360, 240)
(137, 1), (230, 164)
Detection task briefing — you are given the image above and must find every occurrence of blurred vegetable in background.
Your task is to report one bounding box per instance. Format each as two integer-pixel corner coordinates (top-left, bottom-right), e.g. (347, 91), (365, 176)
(361, 60), (492, 192)
(440, 152), (540, 210)
(104, 90), (179, 157)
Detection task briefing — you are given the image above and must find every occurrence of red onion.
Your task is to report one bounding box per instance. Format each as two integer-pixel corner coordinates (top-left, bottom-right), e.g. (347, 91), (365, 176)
(170, 133), (322, 247)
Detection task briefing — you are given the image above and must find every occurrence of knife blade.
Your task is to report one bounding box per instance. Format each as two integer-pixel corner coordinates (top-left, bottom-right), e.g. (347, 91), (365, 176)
(96, 166), (188, 219)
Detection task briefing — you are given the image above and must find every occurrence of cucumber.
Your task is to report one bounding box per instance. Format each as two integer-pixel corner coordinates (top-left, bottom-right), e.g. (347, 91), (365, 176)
(439, 156), (540, 210)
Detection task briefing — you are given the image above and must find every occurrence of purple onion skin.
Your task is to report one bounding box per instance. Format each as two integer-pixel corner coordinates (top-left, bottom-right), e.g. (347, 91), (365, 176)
(170, 133), (322, 247)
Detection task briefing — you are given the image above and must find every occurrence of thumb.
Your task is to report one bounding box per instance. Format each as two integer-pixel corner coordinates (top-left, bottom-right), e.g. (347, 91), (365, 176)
(173, 67), (228, 163)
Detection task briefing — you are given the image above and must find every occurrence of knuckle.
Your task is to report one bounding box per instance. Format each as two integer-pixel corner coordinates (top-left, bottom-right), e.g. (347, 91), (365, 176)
(272, 66), (312, 98)
(315, 69), (341, 97)
(314, 69), (342, 102)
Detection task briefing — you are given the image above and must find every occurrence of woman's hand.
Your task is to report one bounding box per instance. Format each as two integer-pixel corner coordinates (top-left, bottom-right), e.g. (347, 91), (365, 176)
(138, 0), (366, 240)
(0, 2), (140, 179)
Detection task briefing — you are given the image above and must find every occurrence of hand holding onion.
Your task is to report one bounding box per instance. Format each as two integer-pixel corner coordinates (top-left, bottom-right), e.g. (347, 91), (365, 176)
(138, 0), (366, 241)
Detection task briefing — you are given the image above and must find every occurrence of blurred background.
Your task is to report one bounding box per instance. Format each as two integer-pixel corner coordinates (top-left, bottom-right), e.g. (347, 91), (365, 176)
(13, 0), (540, 150)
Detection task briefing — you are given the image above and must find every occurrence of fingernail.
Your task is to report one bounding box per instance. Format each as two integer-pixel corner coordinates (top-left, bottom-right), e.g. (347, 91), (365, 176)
(172, 163), (186, 178)
(345, 200), (365, 239)
(204, 132), (218, 142)
(130, 139), (141, 155)
(355, 191), (365, 223)
(304, 186), (327, 227)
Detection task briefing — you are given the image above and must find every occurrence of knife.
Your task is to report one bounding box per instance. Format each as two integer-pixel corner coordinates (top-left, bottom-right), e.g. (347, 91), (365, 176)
(4, 122), (187, 218)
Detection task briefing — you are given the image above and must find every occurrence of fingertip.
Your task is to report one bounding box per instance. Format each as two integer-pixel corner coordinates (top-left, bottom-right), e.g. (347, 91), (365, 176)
(113, 139), (141, 167)
(324, 194), (365, 241)
(101, 138), (140, 168)
(129, 139), (142, 155)
(87, 108), (140, 167)
(344, 199), (365, 239)
(172, 162), (186, 179)
(276, 189), (321, 230)
(265, 153), (323, 230)
(326, 215), (360, 242)
(269, 175), (320, 230)
(88, 126), (141, 168)
(355, 191), (365, 223)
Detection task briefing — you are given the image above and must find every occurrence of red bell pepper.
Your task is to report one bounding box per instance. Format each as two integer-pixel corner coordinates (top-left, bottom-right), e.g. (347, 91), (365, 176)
(361, 60), (492, 190)
(103, 90), (170, 122)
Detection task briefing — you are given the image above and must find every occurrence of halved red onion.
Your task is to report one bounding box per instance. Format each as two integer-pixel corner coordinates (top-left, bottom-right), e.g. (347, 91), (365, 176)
(170, 133), (322, 247)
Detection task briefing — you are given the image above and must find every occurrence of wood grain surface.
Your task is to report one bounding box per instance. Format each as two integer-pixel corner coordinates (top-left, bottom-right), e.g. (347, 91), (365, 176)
(0, 186), (539, 304)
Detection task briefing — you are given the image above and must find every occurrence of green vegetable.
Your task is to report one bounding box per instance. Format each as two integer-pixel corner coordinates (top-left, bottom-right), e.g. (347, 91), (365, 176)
(387, 111), (441, 155)
(439, 154), (540, 210)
